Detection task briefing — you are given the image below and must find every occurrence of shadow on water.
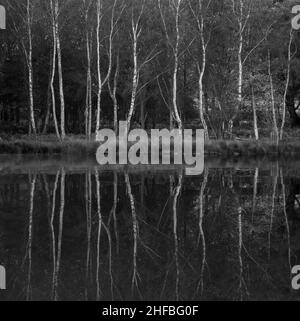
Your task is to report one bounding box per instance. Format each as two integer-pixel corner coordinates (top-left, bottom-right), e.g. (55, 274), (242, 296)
(0, 155), (300, 301)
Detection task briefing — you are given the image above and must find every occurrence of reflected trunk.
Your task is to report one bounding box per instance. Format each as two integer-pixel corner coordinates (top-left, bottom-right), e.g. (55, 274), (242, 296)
(26, 174), (36, 301)
(172, 172), (182, 301)
(196, 169), (208, 297)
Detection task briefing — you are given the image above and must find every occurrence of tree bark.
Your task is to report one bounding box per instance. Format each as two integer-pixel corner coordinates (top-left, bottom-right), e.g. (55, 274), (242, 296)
(108, 54), (120, 134)
(96, 0), (116, 133)
(251, 85), (259, 140)
(268, 51), (279, 146)
(84, 1), (92, 139)
(172, 0), (183, 132)
(281, 28), (293, 139)
(26, 0), (37, 135)
(229, 0), (247, 137)
(55, 0), (66, 140)
(127, 13), (140, 130)
(50, 0), (60, 139)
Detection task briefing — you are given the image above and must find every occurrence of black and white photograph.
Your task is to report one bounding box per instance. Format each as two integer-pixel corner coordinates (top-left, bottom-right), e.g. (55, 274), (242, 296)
(0, 0), (300, 308)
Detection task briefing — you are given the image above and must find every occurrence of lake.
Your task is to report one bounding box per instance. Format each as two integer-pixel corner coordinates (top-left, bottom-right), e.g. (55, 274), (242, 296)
(0, 155), (299, 301)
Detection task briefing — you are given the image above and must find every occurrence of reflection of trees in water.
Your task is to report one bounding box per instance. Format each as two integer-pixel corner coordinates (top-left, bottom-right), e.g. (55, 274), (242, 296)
(108, 172), (119, 254)
(268, 164), (278, 261)
(281, 170), (291, 285)
(3, 166), (300, 300)
(195, 169), (208, 298)
(50, 171), (59, 300)
(125, 172), (141, 298)
(26, 173), (36, 301)
(228, 171), (248, 301)
(172, 172), (183, 301)
(95, 168), (113, 301)
(84, 170), (92, 301)
(54, 169), (65, 301)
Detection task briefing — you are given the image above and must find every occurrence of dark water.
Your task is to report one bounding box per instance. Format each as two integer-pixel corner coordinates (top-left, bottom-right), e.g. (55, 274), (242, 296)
(0, 156), (300, 301)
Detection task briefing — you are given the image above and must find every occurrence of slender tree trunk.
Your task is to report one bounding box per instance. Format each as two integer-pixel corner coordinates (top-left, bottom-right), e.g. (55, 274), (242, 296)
(42, 85), (51, 134)
(229, 0), (245, 137)
(26, 0), (37, 135)
(251, 85), (259, 140)
(280, 28), (293, 140)
(55, 0), (66, 140)
(108, 54), (120, 134)
(127, 13), (140, 130)
(96, 0), (102, 133)
(84, 3), (92, 139)
(268, 51), (279, 146)
(95, 0), (116, 133)
(140, 92), (145, 129)
(172, 0), (183, 132)
(196, 0), (208, 138)
(49, 0), (60, 139)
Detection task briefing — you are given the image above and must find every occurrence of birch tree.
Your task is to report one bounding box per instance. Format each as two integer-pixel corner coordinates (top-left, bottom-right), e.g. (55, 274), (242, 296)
(251, 85), (258, 140)
(96, 0), (118, 133)
(26, 0), (37, 135)
(268, 51), (279, 146)
(189, 0), (211, 138)
(49, 0), (60, 139)
(158, 0), (184, 132)
(54, 0), (66, 139)
(228, 0), (250, 137)
(280, 28), (293, 140)
(127, 1), (159, 130)
(83, 0), (93, 139)
(108, 54), (120, 134)
(126, 2), (144, 130)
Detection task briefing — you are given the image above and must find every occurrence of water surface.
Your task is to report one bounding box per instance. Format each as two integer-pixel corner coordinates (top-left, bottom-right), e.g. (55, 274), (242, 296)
(0, 155), (300, 301)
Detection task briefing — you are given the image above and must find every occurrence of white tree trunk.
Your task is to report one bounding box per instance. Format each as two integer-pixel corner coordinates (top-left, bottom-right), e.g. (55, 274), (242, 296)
(96, 0), (102, 133)
(96, 0), (116, 133)
(268, 51), (279, 146)
(109, 54), (120, 134)
(196, 0), (209, 138)
(27, 0), (36, 135)
(280, 28), (293, 140)
(84, 2), (92, 140)
(172, 0), (183, 132)
(229, 0), (246, 137)
(55, 0), (66, 140)
(251, 86), (259, 140)
(50, 0), (60, 139)
(127, 17), (139, 129)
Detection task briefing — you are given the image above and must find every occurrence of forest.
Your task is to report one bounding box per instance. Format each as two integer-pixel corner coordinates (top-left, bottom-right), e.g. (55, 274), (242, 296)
(0, 0), (300, 147)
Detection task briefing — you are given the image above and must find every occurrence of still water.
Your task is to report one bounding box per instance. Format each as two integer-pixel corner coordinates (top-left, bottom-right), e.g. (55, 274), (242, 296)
(0, 155), (300, 301)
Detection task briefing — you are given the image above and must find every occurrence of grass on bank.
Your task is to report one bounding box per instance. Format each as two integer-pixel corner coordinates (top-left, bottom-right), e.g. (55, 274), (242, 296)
(0, 134), (300, 157)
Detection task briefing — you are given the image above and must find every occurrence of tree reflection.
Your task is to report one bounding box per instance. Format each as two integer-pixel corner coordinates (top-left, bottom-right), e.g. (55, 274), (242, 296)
(26, 173), (36, 301)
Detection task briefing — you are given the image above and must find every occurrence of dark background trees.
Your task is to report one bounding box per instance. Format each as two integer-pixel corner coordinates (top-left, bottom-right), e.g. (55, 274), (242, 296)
(0, 0), (299, 139)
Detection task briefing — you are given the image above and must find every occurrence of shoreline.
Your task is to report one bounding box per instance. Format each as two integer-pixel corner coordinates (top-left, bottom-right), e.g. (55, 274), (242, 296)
(0, 136), (299, 157)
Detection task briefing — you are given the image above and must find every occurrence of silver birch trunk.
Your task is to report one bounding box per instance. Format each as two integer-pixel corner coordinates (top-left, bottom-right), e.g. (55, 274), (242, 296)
(108, 54), (120, 134)
(127, 16), (139, 130)
(251, 86), (259, 140)
(50, 0), (60, 139)
(280, 28), (293, 140)
(27, 0), (36, 135)
(172, 0), (183, 132)
(55, 0), (66, 140)
(268, 51), (279, 146)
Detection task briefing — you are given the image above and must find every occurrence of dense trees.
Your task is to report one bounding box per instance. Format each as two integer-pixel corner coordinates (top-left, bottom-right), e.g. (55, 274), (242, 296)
(0, 0), (299, 139)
